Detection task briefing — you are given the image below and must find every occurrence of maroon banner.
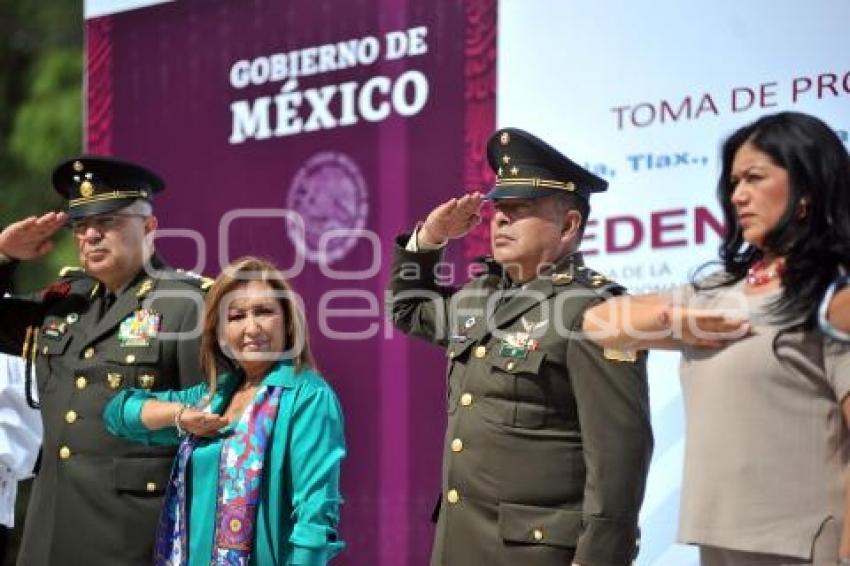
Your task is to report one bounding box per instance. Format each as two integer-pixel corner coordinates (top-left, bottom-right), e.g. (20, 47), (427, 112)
(85, 1), (496, 564)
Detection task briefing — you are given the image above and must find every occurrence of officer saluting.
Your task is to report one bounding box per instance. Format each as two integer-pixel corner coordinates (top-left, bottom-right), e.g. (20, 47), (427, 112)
(388, 129), (653, 565)
(0, 157), (209, 566)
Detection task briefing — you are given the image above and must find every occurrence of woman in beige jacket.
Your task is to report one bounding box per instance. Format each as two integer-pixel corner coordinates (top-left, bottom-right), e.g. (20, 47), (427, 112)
(584, 111), (850, 565)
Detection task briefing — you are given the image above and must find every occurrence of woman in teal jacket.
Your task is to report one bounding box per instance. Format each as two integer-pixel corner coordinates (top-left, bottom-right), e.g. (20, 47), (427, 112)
(104, 256), (345, 565)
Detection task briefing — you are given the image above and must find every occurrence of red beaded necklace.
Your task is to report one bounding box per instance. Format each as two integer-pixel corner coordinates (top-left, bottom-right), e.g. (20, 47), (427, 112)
(746, 258), (785, 287)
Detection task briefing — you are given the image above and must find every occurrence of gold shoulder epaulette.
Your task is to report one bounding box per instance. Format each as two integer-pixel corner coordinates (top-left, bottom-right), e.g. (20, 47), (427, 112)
(175, 268), (215, 291)
(570, 267), (626, 296)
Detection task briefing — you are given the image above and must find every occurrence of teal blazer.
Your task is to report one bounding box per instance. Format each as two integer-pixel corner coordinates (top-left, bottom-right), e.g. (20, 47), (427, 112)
(104, 361), (346, 565)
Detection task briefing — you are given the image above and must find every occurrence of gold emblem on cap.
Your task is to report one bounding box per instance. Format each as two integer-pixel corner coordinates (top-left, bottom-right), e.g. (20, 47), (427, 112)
(79, 180), (94, 198)
(139, 374), (155, 389)
(502, 155), (511, 164)
(72, 161), (84, 172)
(510, 166), (519, 176)
(500, 131), (510, 145)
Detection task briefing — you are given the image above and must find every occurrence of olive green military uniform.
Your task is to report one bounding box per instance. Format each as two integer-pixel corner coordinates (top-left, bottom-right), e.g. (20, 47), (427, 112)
(0, 256), (208, 566)
(0, 155), (210, 566)
(389, 243), (652, 565)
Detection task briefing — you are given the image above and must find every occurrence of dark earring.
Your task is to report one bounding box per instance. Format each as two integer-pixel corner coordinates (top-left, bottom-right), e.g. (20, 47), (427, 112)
(797, 198), (809, 219)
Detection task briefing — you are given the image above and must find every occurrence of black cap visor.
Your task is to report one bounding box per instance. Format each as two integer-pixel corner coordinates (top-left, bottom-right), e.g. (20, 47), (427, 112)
(65, 197), (143, 221)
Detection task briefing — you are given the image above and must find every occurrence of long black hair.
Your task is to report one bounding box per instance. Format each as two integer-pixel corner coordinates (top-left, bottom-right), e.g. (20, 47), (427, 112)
(703, 111), (850, 325)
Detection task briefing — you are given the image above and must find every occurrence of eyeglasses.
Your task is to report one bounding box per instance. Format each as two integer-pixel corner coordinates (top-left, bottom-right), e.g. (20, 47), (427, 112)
(818, 268), (850, 342)
(68, 214), (147, 237)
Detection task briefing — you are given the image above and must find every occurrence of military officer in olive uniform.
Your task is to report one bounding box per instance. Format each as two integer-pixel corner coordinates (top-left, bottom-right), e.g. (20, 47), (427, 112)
(388, 129), (654, 565)
(0, 157), (210, 566)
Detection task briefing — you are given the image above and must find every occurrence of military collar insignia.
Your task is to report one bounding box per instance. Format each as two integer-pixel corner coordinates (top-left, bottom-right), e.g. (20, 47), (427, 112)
(118, 309), (162, 347)
(136, 278), (155, 298)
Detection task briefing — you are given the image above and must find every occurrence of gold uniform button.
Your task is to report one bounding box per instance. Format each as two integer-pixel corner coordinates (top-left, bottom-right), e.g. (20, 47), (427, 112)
(474, 346), (486, 358)
(65, 410), (78, 424)
(75, 376), (88, 389)
(145, 482), (157, 493)
(450, 438), (463, 453)
(505, 360), (516, 371)
(460, 393), (473, 407)
(125, 354), (136, 364)
(446, 489), (459, 504)
(59, 446), (71, 460)
(83, 347), (95, 359)
(532, 528), (544, 541)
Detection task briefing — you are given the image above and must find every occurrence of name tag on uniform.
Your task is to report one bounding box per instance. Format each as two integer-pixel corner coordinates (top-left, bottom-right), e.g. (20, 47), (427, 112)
(118, 309), (162, 347)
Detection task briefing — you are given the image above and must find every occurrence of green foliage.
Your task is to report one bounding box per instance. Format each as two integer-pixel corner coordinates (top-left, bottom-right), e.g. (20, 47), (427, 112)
(10, 50), (83, 172)
(0, 0), (82, 292)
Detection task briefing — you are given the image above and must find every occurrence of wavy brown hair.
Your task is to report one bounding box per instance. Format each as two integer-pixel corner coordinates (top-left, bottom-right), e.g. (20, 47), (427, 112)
(200, 256), (315, 398)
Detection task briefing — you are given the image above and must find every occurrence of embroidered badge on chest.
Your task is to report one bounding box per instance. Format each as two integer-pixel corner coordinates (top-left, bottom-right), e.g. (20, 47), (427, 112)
(499, 332), (537, 359)
(498, 316), (547, 359)
(43, 320), (69, 339)
(118, 309), (162, 347)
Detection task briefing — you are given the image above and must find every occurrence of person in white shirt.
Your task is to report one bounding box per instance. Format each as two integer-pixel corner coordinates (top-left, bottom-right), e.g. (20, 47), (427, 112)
(0, 352), (42, 561)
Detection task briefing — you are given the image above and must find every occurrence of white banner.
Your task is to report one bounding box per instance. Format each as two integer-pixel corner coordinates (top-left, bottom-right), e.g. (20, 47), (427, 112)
(84, 0), (174, 19)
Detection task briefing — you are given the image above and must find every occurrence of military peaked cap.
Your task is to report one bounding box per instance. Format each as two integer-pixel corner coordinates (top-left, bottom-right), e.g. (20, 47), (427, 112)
(485, 127), (607, 200)
(52, 156), (164, 220)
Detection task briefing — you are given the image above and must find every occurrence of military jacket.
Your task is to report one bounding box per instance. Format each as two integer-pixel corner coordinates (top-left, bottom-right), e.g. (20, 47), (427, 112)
(388, 236), (653, 566)
(0, 256), (209, 566)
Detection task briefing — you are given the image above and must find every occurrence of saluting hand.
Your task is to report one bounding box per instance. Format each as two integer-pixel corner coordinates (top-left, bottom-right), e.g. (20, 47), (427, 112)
(0, 211), (68, 260)
(418, 192), (485, 246)
(178, 407), (229, 438)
